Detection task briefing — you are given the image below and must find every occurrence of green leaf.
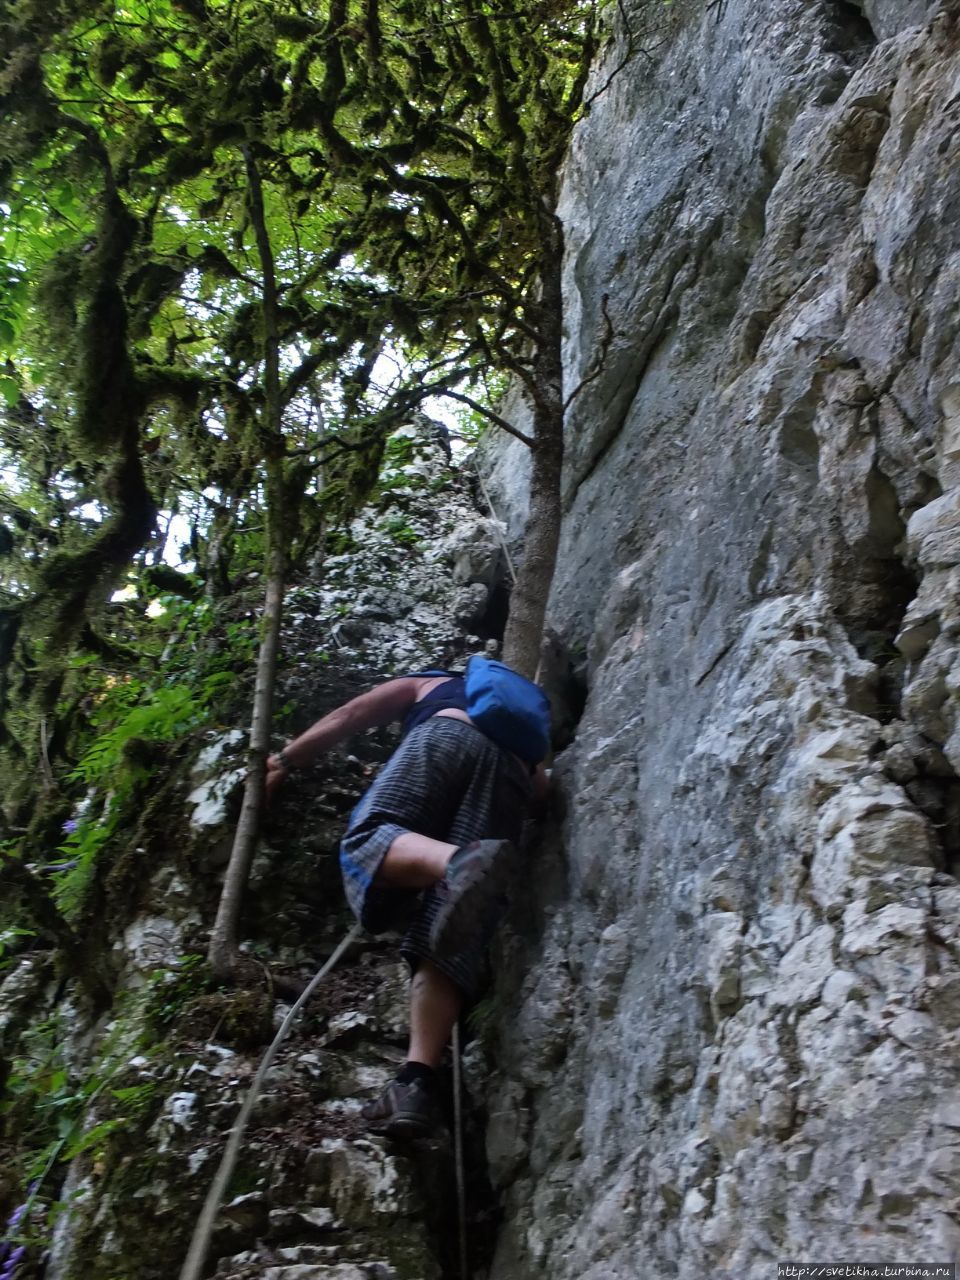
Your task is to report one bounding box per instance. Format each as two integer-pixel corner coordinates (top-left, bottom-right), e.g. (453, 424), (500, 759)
(61, 1117), (125, 1162)
(0, 374), (19, 405)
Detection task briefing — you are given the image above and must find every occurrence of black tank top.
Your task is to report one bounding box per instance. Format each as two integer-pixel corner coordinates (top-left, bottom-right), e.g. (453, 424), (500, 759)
(400, 675), (468, 738)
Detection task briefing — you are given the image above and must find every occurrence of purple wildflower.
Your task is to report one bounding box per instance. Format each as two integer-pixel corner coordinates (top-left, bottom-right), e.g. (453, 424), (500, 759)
(61, 819), (79, 835)
(0, 1181), (38, 1272)
(0, 1243), (25, 1279)
(0, 1199), (26, 1234)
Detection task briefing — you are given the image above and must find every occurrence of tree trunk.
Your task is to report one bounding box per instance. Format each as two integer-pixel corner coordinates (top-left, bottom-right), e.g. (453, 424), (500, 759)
(501, 214), (564, 681)
(208, 148), (287, 980)
(207, 523), (285, 978)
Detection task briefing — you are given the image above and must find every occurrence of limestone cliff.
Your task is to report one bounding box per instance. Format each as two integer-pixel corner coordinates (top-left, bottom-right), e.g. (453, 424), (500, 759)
(480, 0), (960, 1275)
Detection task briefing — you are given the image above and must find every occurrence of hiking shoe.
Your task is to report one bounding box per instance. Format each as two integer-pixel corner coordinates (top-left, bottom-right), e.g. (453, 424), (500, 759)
(429, 839), (515, 960)
(362, 1077), (447, 1141)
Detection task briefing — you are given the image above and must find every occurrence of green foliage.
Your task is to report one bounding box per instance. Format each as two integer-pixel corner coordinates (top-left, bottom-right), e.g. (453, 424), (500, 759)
(0, 0), (604, 623)
(41, 593), (260, 919)
(378, 513), (421, 548)
(0, 999), (168, 1261)
(1, 1), (409, 788)
(142, 951), (209, 1032)
(152, 594), (261, 698)
(382, 434), (418, 471)
(49, 679), (188, 915)
(50, 808), (120, 921)
(452, 371), (512, 445)
(70, 684), (204, 787)
(0, 923), (36, 969)
(2, 1011), (144, 1180)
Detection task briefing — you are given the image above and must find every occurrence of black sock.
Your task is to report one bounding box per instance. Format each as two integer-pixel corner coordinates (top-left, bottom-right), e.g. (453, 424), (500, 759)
(396, 1060), (437, 1087)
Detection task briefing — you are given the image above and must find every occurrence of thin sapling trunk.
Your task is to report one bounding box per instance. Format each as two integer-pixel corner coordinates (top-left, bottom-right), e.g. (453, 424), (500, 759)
(208, 148), (289, 980)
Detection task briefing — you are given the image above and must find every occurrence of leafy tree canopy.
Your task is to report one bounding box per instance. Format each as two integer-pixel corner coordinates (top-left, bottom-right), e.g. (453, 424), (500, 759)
(0, 0), (626, 971)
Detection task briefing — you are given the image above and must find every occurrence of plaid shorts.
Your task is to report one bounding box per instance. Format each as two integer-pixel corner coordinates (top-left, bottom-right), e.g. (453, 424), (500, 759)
(339, 716), (532, 997)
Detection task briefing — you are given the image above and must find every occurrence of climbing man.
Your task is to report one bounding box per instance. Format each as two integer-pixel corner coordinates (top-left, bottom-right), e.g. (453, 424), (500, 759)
(265, 662), (550, 1139)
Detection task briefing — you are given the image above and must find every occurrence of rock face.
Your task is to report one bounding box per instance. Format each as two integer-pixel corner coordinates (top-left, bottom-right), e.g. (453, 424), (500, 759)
(481, 1), (960, 1276)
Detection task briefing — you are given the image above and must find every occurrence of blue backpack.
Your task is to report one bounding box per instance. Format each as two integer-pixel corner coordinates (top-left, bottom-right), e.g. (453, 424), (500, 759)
(464, 656), (551, 764)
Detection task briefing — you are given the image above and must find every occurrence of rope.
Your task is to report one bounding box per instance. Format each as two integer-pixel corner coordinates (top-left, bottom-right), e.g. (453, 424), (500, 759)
(178, 924), (362, 1280)
(473, 461), (518, 587)
(451, 1021), (469, 1280)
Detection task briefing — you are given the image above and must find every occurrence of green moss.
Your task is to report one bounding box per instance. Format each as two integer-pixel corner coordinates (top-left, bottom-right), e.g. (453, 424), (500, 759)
(65, 1144), (189, 1280)
(173, 987), (273, 1051)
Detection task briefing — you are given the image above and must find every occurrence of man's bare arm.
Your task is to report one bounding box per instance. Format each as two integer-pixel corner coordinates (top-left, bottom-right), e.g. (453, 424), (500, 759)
(268, 677), (424, 776)
(263, 677), (426, 802)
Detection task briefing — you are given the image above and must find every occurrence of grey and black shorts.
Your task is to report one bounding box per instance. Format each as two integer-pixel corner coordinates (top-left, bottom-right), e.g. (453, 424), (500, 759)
(339, 716), (531, 998)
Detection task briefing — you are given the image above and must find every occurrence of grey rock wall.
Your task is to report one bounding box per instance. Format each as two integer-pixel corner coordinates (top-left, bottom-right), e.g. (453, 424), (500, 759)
(483, 1), (960, 1276)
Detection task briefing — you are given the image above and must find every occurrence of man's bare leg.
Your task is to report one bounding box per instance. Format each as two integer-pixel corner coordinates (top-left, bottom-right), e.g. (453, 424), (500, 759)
(363, 960), (460, 1137)
(406, 960), (463, 1068)
(368, 835), (466, 1093)
(361, 874), (464, 1137)
(375, 832), (456, 888)
(376, 838), (462, 1064)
